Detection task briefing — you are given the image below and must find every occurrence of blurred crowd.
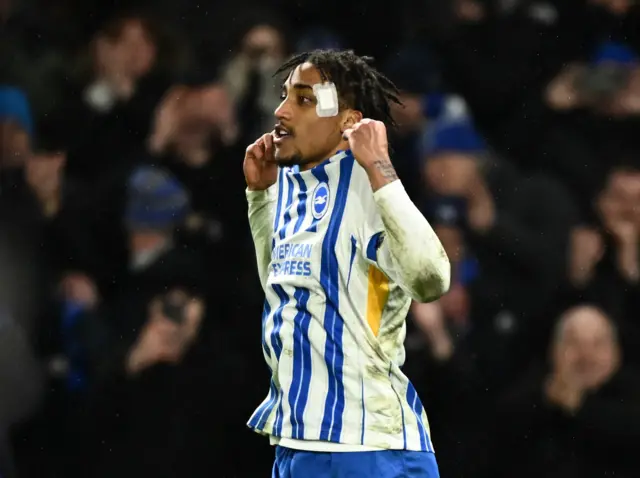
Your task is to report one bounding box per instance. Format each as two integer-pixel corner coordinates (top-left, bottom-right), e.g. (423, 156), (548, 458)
(1, 0), (640, 477)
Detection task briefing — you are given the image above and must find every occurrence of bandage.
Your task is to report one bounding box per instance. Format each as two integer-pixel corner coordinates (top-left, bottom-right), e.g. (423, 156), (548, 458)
(313, 82), (339, 117)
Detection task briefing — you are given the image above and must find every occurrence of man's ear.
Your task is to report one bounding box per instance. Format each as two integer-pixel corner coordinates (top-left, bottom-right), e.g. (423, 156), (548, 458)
(341, 109), (363, 132)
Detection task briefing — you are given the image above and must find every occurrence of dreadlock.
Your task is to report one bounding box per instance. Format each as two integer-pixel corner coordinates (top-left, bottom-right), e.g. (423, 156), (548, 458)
(274, 49), (402, 129)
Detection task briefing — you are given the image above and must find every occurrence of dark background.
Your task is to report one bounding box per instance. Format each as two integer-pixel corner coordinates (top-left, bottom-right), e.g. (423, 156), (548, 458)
(1, 0), (640, 476)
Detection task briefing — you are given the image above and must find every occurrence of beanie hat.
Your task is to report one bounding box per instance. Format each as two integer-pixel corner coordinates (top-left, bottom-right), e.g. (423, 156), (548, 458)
(125, 165), (190, 231)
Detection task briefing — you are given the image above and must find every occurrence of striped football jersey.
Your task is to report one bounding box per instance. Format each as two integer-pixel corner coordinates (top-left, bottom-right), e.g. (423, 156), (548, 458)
(247, 149), (434, 452)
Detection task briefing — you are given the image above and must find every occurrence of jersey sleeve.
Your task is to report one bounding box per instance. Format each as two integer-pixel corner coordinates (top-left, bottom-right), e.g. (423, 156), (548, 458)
(357, 178), (450, 302)
(246, 184), (277, 291)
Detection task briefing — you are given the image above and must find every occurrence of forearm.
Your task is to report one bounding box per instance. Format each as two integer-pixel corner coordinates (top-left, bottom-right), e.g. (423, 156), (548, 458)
(615, 240), (640, 283)
(246, 187), (276, 290)
(373, 180), (451, 302)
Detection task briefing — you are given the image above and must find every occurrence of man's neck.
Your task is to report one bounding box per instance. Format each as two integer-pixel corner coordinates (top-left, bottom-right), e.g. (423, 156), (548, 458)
(299, 141), (350, 172)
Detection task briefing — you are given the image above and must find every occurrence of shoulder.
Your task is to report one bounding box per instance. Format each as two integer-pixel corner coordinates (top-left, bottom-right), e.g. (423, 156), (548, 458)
(341, 162), (383, 237)
(346, 161), (376, 207)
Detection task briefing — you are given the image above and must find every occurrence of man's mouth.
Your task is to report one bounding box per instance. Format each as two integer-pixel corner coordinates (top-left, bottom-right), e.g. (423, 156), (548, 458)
(274, 125), (293, 143)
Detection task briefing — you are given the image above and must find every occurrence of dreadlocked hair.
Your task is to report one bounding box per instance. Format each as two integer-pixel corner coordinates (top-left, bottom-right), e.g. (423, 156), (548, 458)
(274, 49), (402, 129)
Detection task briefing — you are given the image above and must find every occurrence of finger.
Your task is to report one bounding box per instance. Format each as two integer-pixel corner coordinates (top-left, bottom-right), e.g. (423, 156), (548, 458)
(247, 142), (264, 160)
(156, 345), (181, 362)
(342, 128), (353, 141)
(155, 320), (181, 338)
(264, 132), (274, 153)
(148, 296), (165, 319)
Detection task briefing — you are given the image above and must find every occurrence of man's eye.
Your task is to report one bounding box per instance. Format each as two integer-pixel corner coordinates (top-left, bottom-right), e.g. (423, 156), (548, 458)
(279, 92), (287, 100)
(300, 97), (313, 104)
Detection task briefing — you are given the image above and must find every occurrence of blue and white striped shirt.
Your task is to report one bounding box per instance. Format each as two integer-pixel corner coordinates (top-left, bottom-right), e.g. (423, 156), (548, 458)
(246, 149), (448, 452)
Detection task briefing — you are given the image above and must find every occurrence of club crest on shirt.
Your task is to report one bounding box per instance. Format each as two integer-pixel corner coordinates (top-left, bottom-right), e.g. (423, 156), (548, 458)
(312, 182), (330, 219)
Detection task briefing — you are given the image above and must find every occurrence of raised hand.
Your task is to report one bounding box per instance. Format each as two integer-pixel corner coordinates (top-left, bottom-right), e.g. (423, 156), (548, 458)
(244, 133), (278, 191)
(343, 119), (397, 192)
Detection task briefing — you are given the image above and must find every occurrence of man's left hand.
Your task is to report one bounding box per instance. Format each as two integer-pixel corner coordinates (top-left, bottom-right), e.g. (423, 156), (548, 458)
(343, 119), (398, 191)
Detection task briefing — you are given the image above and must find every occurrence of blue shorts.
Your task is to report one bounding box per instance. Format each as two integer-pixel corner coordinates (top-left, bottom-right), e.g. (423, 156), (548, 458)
(272, 446), (440, 478)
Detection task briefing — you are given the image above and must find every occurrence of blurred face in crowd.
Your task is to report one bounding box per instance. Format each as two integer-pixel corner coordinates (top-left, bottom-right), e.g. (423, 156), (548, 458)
(173, 117), (213, 152)
(599, 168), (640, 227)
(24, 152), (65, 198)
(552, 306), (620, 390)
(455, 0), (486, 22)
(149, 85), (237, 163)
(96, 17), (157, 80)
(591, 0), (633, 15)
(242, 24), (285, 67)
(273, 63), (359, 168)
(119, 19), (157, 77)
(0, 121), (30, 168)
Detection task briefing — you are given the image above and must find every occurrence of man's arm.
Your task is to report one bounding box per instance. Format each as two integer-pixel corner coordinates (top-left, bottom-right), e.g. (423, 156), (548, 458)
(243, 133), (278, 291)
(367, 178), (451, 302)
(246, 185), (276, 291)
(344, 119), (450, 302)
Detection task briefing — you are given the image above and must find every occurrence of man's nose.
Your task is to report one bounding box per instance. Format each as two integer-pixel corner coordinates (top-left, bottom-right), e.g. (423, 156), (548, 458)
(274, 100), (292, 121)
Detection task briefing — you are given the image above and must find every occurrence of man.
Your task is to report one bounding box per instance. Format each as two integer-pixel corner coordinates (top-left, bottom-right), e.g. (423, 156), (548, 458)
(243, 49), (450, 477)
(493, 305), (640, 478)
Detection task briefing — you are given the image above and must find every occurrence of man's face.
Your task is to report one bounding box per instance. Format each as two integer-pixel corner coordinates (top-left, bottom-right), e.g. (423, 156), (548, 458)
(25, 152), (65, 197)
(0, 121), (30, 168)
(599, 170), (640, 225)
(273, 63), (347, 168)
(552, 307), (620, 390)
(242, 24), (285, 66)
(118, 19), (156, 78)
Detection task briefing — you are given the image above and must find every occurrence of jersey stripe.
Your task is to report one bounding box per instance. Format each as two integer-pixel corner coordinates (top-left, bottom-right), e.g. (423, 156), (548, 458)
(261, 299), (272, 359)
(407, 382), (429, 451)
(272, 168), (285, 251)
(366, 266), (389, 336)
(278, 174), (295, 239)
(366, 231), (384, 261)
(270, 285), (288, 358)
(287, 287), (313, 438)
(248, 300), (275, 429)
(292, 173), (308, 234)
(318, 154), (355, 442)
(286, 171), (313, 439)
(270, 284), (289, 435)
(347, 235), (357, 288)
(248, 378), (278, 429)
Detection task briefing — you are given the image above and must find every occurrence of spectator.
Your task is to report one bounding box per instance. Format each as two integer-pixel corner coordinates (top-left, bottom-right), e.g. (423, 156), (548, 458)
(147, 84), (256, 310)
(564, 163), (640, 363)
(221, 13), (289, 139)
(493, 305), (640, 478)
(423, 121), (578, 390)
(60, 11), (179, 181)
(3, 2), (640, 477)
(67, 289), (230, 478)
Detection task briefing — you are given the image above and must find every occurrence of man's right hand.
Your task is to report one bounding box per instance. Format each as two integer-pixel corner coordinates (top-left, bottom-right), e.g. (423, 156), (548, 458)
(244, 133), (277, 191)
(126, 294), (204, 376)
(126, 318), (182, 376)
